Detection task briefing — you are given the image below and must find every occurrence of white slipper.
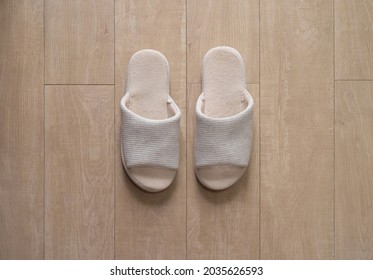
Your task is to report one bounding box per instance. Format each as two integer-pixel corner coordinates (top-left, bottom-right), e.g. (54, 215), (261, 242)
(120, 50), (181, 192)
(194, 46), (254, 190)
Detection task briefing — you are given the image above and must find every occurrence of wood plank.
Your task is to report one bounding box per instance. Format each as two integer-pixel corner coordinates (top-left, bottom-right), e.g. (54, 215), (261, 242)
(45, 85), (114, 259)
(114, 0), (186, 259)
(186, 84), (259, 259)
(187, 0), (259, 84)
(260, 0), (334, 259)
(0, 0), (44, 259)
(336, 81), (373, 259)
(335, 0), (373, 80)
(45, 0), (114, 84)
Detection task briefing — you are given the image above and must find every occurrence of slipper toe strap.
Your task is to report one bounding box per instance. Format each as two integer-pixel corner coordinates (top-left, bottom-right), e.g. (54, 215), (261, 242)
(195, 91), (254, 168)
(121, 94), (180, 169)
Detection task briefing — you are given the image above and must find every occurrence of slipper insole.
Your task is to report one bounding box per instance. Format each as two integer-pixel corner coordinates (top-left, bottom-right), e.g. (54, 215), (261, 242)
(127, 50), (169, 120)
(203, 47), (246, 118)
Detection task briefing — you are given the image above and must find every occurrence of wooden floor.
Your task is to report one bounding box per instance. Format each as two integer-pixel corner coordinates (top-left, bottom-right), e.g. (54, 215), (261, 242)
(1, 0), (372, 260)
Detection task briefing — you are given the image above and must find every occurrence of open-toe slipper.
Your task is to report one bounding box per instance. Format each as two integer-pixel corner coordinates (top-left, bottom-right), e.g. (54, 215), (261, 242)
(120, 49), (181, 192)
(194, 46), (254, 190)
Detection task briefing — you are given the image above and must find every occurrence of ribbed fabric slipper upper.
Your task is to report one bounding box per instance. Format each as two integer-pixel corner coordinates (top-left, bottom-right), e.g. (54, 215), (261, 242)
(195, 89), (253, 168)
(120, 93), (180, 169)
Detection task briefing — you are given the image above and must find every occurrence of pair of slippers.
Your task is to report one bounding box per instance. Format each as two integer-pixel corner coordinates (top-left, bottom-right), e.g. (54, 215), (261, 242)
(120, 47), (254, 192)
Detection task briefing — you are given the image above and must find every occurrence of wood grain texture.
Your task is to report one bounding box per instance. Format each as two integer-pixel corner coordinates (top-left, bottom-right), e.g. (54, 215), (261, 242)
(1, 0), (373, 261)
(114, 0), (186, 259)
(335, 81), (373, 259)
(45, 0), (114, 84)
(187, 0), (259, 84)
(0, 0), (44, 259)
(260, 0), (334, 259)
(187, 84), (259, 259)
(335, 0), (373, 80)
(45, 86), (114, 259)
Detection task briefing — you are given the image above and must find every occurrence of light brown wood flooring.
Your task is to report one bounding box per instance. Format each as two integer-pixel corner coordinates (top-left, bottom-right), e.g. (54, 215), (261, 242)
(1, 0), (372, 259)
